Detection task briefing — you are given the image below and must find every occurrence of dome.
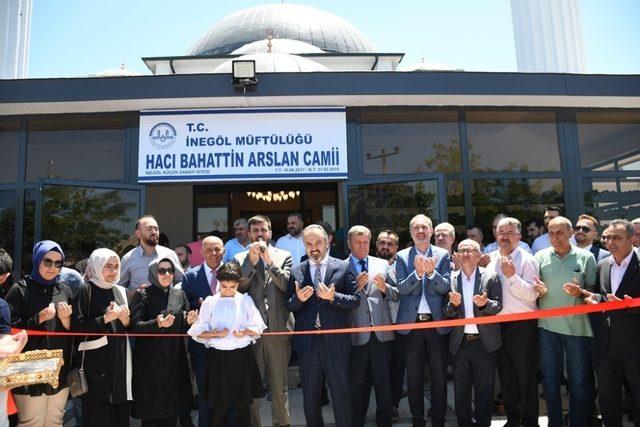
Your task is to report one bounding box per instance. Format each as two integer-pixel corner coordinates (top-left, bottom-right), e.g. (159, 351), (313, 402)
(231, 38), (324, 55)
(213, 52), (329, 73)
(187, 3), (374, 56)
(94, 64), (140, 77)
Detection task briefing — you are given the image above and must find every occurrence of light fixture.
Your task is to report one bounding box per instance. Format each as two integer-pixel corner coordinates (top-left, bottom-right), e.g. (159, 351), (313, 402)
(232, 60), (257, 88)
(246, 190), (300, 203)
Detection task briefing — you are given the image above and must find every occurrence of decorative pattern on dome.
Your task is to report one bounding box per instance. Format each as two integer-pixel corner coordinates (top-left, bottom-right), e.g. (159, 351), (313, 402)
(187, 3), (374, 56)
(213, 52), (329, 73)
(232, 39), (324, 55)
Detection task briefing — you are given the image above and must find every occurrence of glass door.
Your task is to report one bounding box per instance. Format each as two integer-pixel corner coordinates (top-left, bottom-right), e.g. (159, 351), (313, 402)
(344, 174), (446, 247)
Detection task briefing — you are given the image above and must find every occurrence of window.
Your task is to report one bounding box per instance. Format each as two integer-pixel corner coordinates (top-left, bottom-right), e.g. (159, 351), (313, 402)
(0, 191), (16, 253)
(27, 116), (127, 182)
(577, 111), (640, 172)
(583, 177), (640, 222)
(467, 111), (560, 172)
(0, 122), (20, 183)
(361, 111), (460, 175)
(472, 178), (564, 244)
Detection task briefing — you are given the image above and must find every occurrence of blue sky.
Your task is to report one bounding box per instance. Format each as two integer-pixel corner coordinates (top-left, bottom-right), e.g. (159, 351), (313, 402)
(29, 0), (640, 78)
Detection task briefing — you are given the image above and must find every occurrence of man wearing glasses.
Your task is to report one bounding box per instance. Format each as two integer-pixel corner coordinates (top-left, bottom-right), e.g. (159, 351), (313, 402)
(223, 218), (251, 263)
(486, 217), (540, 427)
(395, 214), (451, 427)
(119, 215), (183, 294)
(573, 214), (610, 262)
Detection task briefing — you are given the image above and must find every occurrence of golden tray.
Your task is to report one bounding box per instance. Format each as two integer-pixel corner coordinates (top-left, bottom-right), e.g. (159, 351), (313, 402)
(0, 349), (64, 389)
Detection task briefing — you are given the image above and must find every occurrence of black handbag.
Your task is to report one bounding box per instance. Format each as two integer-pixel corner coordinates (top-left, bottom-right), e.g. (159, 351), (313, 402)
(67, 284), (91, 398)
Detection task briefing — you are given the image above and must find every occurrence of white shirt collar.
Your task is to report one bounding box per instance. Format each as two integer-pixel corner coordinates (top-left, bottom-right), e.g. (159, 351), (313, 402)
(610, 250), (634, 268)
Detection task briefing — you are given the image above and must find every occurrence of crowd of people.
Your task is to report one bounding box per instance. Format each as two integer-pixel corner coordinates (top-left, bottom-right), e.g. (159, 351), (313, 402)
(0, 209), (639, 427)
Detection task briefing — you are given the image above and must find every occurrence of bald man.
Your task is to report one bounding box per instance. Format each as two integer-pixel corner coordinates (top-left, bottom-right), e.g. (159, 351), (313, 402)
(181, 236), (225, 427)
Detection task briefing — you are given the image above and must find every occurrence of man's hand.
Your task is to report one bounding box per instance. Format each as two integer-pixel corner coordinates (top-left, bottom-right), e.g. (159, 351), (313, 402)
(414, 256), (428, 278)
(473, 292), (489, 307)
(294, 281), (314, 302)
(533, 277), (547, 298)
(451, 252), (462, 271)
(38, 303), (56, 324)
(156, 313), (175, 328)
(449, 291), (462, 307)
(500, 256), (516, 278)
(583, 291), (599, 305)
(233, 328), (259, 338)
(316, 283), (336, 302)
(478, 253), (491, 268)
(424, 256), (438, 276)
(56, 302), (72, 320)
(563, 277), (583, 297)
(355, 272), (368, 292)
(607, 293), (633, 302)
(248, 242), (262, 266)
(373, 273), (387, 294)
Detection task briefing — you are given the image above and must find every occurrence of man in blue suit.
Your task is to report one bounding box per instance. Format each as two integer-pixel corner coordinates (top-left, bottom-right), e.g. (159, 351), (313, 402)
(181, 236), (225, 427)
(396, 214), (452, 427)
(285, 224), (360, 427)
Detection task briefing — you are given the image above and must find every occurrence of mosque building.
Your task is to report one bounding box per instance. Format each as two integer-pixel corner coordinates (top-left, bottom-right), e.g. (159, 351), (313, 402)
(0, 3), (639, 272)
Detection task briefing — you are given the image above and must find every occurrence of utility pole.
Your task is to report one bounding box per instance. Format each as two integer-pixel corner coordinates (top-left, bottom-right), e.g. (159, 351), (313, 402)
(366, 146), (399, 174)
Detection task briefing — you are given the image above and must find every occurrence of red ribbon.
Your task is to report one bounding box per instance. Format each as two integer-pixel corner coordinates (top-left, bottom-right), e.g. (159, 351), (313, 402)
(13, 297), (640, 338)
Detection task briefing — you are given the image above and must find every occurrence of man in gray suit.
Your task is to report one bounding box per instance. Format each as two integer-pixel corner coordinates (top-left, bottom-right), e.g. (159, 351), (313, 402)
(444, 238), (502, 427)
(347, 225), (398, 427)
(234, 215), (293, 427)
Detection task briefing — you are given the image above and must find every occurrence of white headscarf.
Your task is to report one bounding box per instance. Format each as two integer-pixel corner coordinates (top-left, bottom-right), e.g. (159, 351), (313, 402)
(85, 248), (120, 290)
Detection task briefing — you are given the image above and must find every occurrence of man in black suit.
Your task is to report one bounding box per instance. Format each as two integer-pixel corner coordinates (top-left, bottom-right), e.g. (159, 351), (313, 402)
(285, 224), (360, 427)
(585, 219), (640, 426)
(444, 239), (502, 427)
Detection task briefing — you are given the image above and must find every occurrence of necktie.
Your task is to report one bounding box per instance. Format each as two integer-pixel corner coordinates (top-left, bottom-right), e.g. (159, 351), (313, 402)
(358, 259), (368, 273)
(314, 263), (323, 286)
(210, 270), (218, 295)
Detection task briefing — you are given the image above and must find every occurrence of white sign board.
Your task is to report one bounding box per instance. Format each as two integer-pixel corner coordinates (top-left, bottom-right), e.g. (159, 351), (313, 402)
(138, 107), (348, 183)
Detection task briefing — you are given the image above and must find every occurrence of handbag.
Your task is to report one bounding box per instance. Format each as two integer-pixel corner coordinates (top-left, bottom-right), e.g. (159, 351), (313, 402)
(67, 284), (91, 398)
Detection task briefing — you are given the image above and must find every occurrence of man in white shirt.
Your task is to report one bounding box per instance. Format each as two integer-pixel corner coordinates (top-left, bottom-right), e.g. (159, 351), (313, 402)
(483, 213), (531, 255)
(486, 217), (540, 427)
(276, 212), (305, 267)
(531, 206), (577, 254)
(223, 218), (251, 263)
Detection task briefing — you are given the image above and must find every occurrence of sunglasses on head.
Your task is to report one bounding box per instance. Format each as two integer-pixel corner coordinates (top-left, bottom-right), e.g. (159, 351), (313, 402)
(42, 258), (63, 269)
(573, 225), (591, 233)
(158, 267), (174, 276)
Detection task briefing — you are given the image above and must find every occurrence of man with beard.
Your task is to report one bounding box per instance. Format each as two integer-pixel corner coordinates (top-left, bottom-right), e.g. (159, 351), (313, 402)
(396, 214), (451, 427)
(119, 215), (183, 293)
(174, 244), (193, 271)
(531, 206), (575, 254)
(573, 214), (610, 262)
(285, 224), (359, 427)
(234, 215), (293, 427)
(276, 212), (305, 267)
(375, 230), (408, 421)
(525, 218), (545, 246)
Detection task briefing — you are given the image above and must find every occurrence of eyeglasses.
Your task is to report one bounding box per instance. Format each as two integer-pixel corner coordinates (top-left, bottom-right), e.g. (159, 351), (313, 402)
(103, 264), (119, 272)
(573, 226), (592, 233)
(42, 258), (63, 269)
(158, 268), (174, 276)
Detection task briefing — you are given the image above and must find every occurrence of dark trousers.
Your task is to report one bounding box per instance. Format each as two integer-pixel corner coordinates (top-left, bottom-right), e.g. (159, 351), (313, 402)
(497, 319), (539, 427)
(453, 338), (497, 427)
(212, 403), (249, 427)
(597, 351), (640, 427)
(390, 332), (407, 407)
(192, 352), (213, 427)
(81, 397), (130, 427)
(406, 328), (448, 427)
(141, 418), (178, 427)
(349, 334), (393, 427)
(299, 336), (352, 427)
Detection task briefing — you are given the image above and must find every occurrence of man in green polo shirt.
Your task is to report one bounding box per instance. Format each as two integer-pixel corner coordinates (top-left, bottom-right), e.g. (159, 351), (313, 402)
(535, 216), (597, 427)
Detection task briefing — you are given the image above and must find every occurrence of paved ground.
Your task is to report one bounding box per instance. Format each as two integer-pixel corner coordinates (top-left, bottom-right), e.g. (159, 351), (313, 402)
(63, 380), (634, 426)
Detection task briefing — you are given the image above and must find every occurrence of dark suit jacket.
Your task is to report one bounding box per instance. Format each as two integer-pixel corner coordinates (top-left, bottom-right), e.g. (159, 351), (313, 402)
(285, 256), (360, 354)
(395, 245), (452, 335)
(181, 263), (216, 355)
(593, 252), (640, 362)
(444, 267), (502, 355)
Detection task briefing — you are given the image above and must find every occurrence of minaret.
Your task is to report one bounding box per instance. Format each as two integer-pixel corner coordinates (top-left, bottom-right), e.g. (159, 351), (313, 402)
(510, 0), (586, 73)
(0, 0), (33, 79)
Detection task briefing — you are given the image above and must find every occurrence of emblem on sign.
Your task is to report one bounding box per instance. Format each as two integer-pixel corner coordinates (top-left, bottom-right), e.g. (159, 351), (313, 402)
(149, 122), (177, 149)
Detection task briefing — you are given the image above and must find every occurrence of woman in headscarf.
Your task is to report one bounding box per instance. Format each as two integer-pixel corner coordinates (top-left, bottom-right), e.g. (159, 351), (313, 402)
(5, 240), (74, 427)
(71, 248), (131, 427)
(130, 257), (197, 427)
